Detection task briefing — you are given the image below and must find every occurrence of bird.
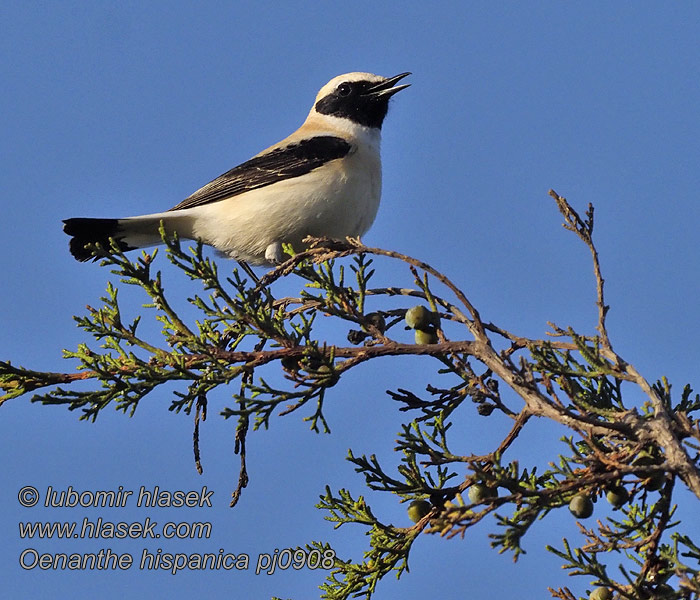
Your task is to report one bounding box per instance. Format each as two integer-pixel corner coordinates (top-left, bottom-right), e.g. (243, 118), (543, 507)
(63, 71), (410, 265)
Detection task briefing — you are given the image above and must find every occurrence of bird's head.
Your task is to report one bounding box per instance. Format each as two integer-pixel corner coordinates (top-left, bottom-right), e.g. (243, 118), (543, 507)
(312, 72), (411, 129)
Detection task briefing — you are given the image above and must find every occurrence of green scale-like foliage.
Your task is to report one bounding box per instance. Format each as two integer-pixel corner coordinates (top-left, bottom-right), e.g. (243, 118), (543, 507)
(3, 194), (700, 600)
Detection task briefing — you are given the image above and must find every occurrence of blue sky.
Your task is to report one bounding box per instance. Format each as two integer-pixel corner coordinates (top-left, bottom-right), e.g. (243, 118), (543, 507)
(2, 2), (700, 598)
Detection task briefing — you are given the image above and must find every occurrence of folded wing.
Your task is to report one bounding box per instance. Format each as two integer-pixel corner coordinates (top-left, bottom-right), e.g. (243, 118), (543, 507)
(169, 136), (352, 211)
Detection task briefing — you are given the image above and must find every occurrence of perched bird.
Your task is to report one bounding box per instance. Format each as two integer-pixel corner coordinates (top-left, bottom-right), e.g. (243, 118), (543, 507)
(63, 71), (410, 264)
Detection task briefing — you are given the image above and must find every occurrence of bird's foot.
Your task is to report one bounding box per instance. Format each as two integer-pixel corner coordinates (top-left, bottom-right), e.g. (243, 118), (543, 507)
(264, 241), (284, 264)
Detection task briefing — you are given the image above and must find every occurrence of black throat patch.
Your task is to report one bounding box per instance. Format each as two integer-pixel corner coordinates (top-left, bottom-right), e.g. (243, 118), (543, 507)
(314, 80), (391, 129)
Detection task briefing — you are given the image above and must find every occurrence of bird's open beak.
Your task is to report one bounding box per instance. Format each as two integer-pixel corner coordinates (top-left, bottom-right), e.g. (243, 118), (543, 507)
(367, 72), (411, 97)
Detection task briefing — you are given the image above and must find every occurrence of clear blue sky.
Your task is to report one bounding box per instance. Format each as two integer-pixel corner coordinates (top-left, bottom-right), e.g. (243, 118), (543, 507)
(2, 2), (700, 598)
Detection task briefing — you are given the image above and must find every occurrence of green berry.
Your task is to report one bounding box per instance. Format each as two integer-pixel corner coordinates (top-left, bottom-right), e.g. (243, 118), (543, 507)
(632, 451), (659, 472)
(569, 494), (594, 519)
(606, 485), (629, 508)
(405, 305), (432, 330)
(364, 312), (386, 334)
(414, 328), (438, 345)
(407, 499), (432, 523)
(281, 356), (300, 372)
(468, 483), (495, 504)
(589, 587), (612, 600)
(313, 364), (338, 387)
(644, 472), (666, 491)
(631, 451), (665, 490)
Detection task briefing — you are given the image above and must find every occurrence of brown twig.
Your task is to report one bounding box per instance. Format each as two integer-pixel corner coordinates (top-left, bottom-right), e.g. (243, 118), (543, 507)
(193, 393), (207, 474)
(230, 378), (251, 508)
(549, 190), (612, 352)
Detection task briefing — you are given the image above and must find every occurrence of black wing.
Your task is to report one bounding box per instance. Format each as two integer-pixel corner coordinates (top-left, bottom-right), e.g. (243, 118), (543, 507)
(169, 136), (352, 211)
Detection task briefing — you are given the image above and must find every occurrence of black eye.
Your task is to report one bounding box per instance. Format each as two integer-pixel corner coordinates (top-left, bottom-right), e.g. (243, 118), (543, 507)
(337, 83), (352, 97)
